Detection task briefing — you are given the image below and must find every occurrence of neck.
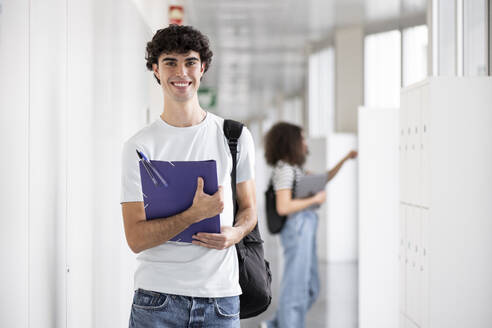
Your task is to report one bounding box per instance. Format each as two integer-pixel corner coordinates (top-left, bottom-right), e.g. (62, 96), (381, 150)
(161, 95), (205, 127)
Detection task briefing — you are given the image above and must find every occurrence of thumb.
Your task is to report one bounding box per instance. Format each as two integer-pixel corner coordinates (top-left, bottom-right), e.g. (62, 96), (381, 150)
(196, 177), (204, 193)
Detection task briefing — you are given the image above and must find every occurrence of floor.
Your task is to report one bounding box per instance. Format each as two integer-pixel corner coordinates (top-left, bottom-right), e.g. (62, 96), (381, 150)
(240, 233), (359, 328)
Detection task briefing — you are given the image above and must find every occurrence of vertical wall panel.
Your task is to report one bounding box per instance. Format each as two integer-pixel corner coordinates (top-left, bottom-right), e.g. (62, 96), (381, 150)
(304, 137), (328, 262)
(66, 0), (94, 326)
(92, 0), (149, 326)
(29, 0), (67, 326)
(326, 134), (358, 262)
(0, 1), (30, 327)
(358, 107), (399, 328)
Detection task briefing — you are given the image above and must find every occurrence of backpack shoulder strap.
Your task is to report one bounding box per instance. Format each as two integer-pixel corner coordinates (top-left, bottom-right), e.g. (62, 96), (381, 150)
(223, 119), (244, 223)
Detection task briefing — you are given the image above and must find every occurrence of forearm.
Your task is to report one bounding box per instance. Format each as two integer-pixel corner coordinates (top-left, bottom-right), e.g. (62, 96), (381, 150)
(327, 156), (348, 181)
(128, 210), (194, 253)
(232, 206), (257, 242)
(277, 196), (318, 216)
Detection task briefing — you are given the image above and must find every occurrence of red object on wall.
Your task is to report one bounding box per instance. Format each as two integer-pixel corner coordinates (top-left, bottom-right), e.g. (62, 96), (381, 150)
(169, 6), (184, 25)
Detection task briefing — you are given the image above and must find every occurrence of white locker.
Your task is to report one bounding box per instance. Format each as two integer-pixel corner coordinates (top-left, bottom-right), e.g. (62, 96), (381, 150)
(421, 86), (431, 208)
(400, 92), (408, 203)
(407, 90), (417, 205)
(399, 204), (407, 316)
(413, 208), (423, 327)
(400, 77), (492, 328)
(420, 209), (430, 328)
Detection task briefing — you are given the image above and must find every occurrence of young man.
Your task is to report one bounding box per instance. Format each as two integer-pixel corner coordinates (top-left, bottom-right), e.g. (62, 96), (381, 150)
(120, 25), (257, 327)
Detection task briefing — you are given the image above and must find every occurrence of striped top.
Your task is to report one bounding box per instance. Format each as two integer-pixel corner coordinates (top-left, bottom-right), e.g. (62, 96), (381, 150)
(272, 160), (304, 196)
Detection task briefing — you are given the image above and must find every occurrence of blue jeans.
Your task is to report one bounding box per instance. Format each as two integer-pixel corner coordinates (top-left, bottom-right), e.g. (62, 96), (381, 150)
(129, 289), (240, 328)
(267, 210), (320, 328)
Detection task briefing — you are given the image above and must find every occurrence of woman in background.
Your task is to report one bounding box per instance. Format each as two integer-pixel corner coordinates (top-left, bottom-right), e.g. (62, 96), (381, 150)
(263, 122), (357, 328)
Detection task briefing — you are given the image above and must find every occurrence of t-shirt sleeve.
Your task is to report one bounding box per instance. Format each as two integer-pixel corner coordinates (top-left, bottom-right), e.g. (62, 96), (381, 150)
(272, 164), (295, 191)
(120, 140), (144, 203)
(236, 126), (255, 183)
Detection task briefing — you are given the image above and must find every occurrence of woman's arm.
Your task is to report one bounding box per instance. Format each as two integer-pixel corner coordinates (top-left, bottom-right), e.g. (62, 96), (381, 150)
(327, 150), (358, 182)
(276, 188), (326, 216)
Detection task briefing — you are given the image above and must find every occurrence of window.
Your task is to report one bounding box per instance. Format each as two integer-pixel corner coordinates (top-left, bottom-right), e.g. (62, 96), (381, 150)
(403, 25), (428, 86)
(364, 30), (401, 108)
(308, 47), (335, 137)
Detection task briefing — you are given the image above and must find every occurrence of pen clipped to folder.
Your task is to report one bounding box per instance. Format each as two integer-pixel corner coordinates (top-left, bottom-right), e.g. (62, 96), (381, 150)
(136, 150), (168, 187)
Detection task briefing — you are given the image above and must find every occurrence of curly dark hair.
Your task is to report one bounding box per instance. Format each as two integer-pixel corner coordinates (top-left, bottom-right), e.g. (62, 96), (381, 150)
(145, 25), (213, 84)
(264, 122), (306, 167)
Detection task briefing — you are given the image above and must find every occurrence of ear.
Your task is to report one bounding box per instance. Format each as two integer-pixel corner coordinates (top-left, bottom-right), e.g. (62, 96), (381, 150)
(152, 63), (160, 80)
(200, 62), (205, 76)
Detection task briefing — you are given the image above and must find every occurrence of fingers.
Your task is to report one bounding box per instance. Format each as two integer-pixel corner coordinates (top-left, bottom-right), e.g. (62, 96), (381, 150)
(192, 239), (219, 249)
(196, 177), (204, 193)
(216, 185), (224, 199)
(192, 232), (231, 250)
(214, 186), (224, 212)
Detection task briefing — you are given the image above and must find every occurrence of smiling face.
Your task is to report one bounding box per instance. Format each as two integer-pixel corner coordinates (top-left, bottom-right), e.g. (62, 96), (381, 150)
(152, 51), (205, 103)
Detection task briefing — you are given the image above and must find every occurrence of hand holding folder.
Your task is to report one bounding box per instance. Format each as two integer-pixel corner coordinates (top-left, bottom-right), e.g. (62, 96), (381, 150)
(137, 150), (221, 243)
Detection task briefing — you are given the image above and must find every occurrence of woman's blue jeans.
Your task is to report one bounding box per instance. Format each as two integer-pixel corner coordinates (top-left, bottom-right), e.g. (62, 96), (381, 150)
(267, 210), (320, 328)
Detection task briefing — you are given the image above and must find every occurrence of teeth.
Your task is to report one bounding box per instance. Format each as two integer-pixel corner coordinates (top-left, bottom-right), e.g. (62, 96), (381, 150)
(173, 82), (189, 87)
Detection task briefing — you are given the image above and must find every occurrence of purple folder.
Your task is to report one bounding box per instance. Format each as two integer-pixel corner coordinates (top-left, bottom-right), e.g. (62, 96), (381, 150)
(139, 159), (221, 243)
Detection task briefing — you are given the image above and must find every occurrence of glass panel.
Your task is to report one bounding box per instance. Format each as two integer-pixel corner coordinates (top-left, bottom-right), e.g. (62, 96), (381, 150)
(364, 30), (401, 108)
(308, 47), (334, 137)
(464, 0), (488, 76)
(403, 25), (428, 86)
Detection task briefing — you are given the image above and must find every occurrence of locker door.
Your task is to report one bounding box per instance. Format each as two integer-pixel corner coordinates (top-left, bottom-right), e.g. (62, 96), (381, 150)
(421, 85), (430, 208)
(400, 92), (409, 203)
(414, 208), (423, 327)
(420, 209), (430, 328)
(415, 89), (423, 207)
(399, 204), (407, 315)
(405, 206), (415, 321)
(405, 90), (414, 204)
(408, 90), (417, 206)
(399, 101), (405, 202)
(410, 88), (421, 206)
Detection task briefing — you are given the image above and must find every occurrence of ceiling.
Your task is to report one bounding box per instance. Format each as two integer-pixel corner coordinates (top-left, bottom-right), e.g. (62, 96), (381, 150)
(136, 0), (427, 118)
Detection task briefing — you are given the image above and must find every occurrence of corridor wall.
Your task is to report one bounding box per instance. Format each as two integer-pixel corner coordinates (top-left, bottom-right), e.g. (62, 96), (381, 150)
(0, 0), (156, 326)
(358, 107), (399, 328)
(305, 135), (358, 263)
(0, 1), (31, 327)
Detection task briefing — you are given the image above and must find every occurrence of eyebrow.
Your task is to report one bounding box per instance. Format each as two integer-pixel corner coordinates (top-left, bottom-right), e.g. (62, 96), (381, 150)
(161, 56), (200, 63)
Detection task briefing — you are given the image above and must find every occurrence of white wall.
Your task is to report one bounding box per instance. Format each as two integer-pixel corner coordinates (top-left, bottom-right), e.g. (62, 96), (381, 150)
(0, 1), (30, 327)
(358, 107), (399, 328)
(304, 138), (329, 262)
(0, 0), (155, 326)
(304, 135), (358, 263)
(89, 1), (151, 326)
(326, 134), (358, 262)
(30, 1), (68, 326)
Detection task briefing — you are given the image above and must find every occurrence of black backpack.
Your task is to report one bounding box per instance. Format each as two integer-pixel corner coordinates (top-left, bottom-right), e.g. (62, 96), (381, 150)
(223, 119), (272, 319)
(265, 168), (296, 234)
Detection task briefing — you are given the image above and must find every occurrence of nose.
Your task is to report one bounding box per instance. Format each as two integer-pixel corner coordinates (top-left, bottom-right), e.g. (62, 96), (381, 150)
(176, 63), (187, 77)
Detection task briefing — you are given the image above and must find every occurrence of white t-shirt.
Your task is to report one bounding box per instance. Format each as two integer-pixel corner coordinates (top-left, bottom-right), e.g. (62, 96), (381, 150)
(120, 112), (255, 297)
